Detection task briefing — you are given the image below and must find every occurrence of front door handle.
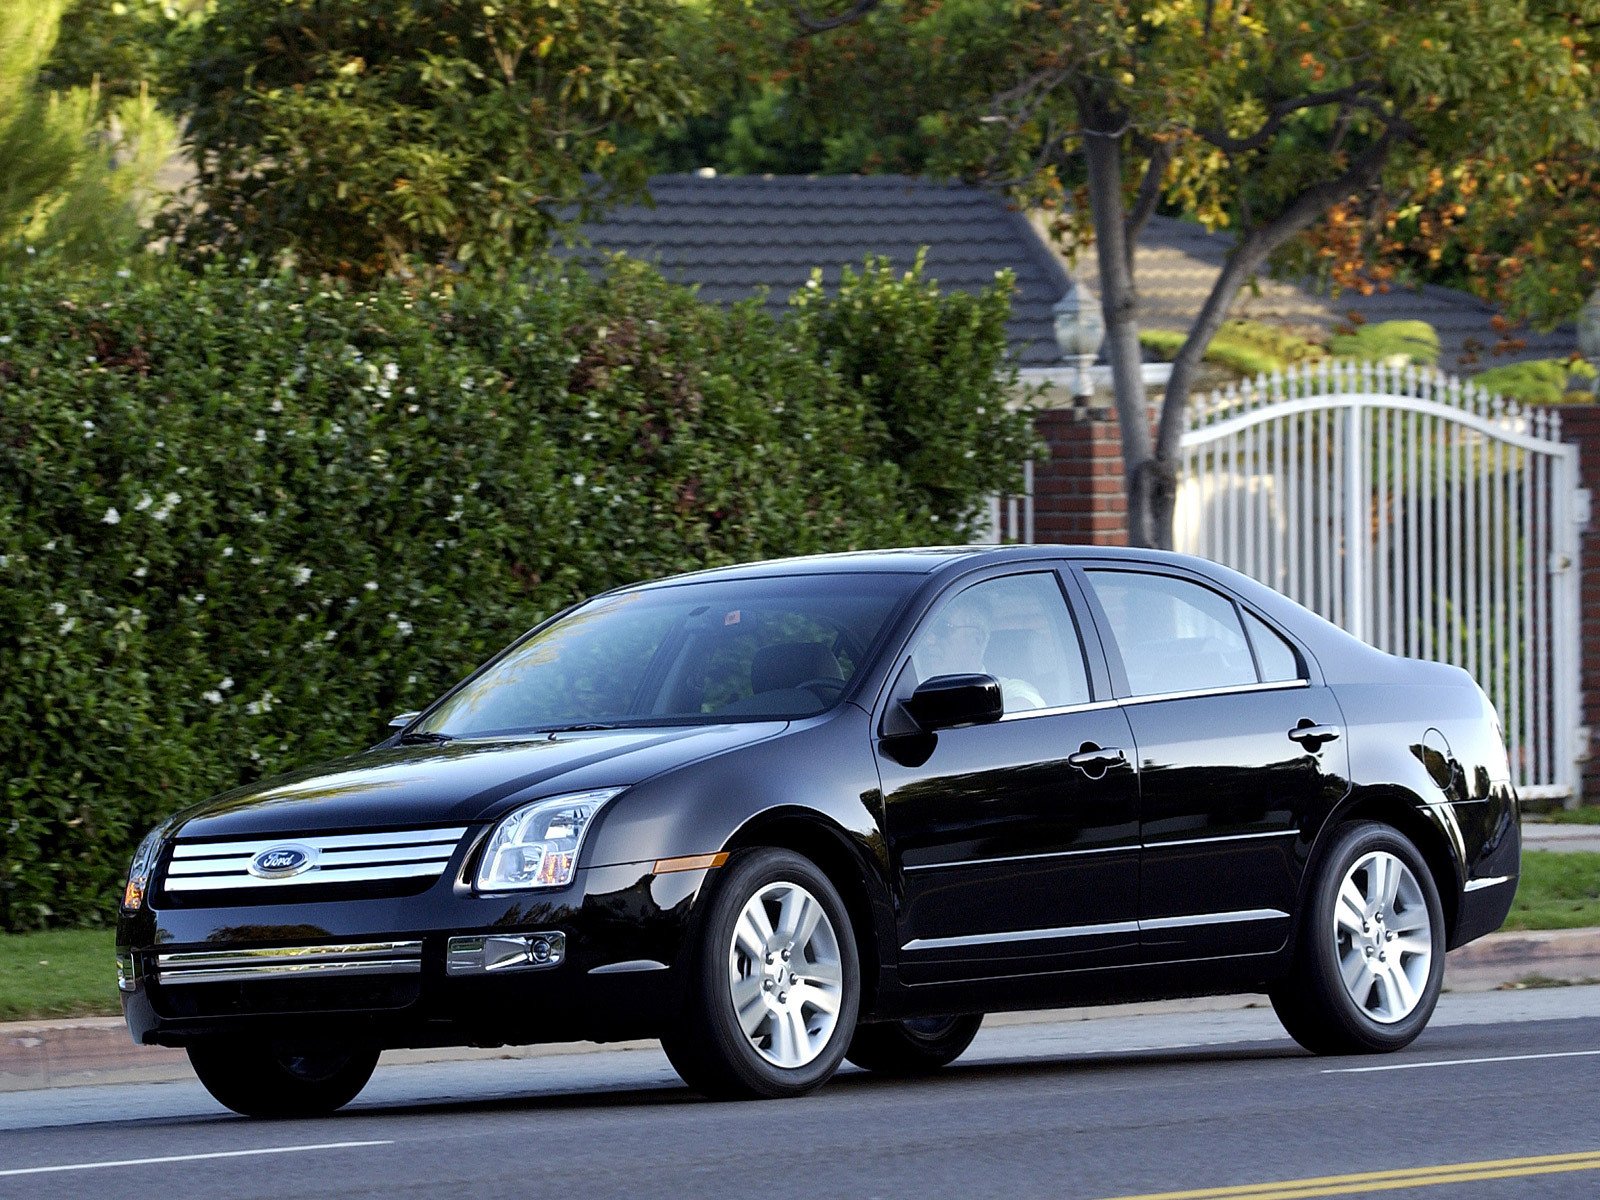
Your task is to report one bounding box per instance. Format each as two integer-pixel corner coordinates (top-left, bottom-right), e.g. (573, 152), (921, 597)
(1288, 722), (1341, 749)
(1068, 745), (1128, 779)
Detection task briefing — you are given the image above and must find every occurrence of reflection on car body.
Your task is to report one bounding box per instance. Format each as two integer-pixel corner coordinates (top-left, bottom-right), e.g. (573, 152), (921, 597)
(116, 546), (1521, 1115)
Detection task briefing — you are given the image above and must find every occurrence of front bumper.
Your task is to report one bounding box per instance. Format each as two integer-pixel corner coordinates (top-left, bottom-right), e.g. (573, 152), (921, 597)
(116, 861), (707, 1049)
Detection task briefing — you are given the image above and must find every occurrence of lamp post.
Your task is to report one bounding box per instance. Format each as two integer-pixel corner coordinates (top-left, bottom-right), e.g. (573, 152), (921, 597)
(1579, 286), (1600, 395)
(1053, 276), (1105, 401)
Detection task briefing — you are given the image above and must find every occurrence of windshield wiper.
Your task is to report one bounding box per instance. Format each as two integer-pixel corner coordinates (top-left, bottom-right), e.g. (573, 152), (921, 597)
(399, 730), (453, 744)
(535, 722), (621, 737)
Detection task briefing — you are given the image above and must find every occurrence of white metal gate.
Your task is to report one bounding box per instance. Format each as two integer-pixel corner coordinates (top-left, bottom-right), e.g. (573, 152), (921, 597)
(1176, 361), (1587, 802)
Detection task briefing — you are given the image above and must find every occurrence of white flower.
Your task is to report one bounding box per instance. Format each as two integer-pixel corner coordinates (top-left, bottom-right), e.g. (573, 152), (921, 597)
(135, 494), (153, 512)
(101, 506), (120, 525)
(253, 429), (267, 443)
(324, 631), (337, 642)
(363, 580), (378, 592)
(395, 620), (413, 637)
(270, 398), (283, 413)
(222, 546), (234, 557)
(383, 362), (399, 381)
(0, 555), (8, 568)
(572, 473), (587, 487)
(202, 690), (223, 704)
(293, 566), (312, 586)
(43, 539), (56, 551)
(59, 617), (76, 634)
(132, 566), (147, 579)
(220, 677), (233, 690)
(163, 491), (180, 507)
(50, 601), (66, 616)
(192, 593), (205, 604)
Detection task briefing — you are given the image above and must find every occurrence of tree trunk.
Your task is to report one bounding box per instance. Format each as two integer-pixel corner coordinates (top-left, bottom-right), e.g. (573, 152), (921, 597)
(1080, 110), (1162, 548)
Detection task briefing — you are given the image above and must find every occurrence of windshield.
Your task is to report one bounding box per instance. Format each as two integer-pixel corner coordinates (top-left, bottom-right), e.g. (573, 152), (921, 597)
(414, 573), (916, 739)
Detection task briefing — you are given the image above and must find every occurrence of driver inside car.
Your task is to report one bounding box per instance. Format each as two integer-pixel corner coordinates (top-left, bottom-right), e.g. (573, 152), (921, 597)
(912, 591), (1048, 714)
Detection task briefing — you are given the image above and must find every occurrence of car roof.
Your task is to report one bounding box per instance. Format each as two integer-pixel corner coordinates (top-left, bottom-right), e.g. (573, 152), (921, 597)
(630, 544), (1195, 588)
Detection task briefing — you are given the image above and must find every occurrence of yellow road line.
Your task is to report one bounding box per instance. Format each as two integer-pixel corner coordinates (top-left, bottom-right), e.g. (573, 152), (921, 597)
(1095, 1150), (1600, 1200)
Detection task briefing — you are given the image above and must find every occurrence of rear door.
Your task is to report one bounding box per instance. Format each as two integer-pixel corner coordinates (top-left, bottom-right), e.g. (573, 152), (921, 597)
(1072, 563), (1351, 961)
(874, 567), (1141, 983)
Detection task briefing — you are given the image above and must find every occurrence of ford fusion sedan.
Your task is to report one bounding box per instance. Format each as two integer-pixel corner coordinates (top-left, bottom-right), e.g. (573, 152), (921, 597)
(116, 546), (1520, 1116)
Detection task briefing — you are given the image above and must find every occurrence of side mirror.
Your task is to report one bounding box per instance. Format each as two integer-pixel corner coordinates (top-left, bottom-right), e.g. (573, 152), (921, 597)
(902, 674), (1003, 732)
(388, 711), (422, 730)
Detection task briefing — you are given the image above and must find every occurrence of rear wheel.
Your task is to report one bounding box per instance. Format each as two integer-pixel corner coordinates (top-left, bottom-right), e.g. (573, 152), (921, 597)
(846, 1014), (983, 1075)
(661, 848), (860, 1099)
(1271, 821), (1444, 1055)
(187, 1038), (379, 1118)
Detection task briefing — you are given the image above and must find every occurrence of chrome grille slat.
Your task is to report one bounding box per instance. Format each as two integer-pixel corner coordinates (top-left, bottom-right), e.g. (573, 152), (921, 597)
(156, 940), (423, 985)
(160, 826), (468, 895)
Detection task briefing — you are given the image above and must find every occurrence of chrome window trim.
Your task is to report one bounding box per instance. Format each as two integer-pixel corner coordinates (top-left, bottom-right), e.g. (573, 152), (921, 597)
(1141, 908), (1288, 931)
(996, 699), (1121, 723)
(903, 920), (1139, 952)
(1117, 679), (1310, 707)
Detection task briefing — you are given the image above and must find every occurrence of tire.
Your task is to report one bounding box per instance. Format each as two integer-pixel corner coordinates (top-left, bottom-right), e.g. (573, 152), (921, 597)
(1270, 820), (1446, 1055)
(187, 1038), (380, 1118)
(661, 848), (860, 1099)
(846, 1014), (983, 1076)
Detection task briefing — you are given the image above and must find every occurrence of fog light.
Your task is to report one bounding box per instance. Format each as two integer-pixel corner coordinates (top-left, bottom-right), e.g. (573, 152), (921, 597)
(446, 931), (566, 976)
(116, 951), (138, 993)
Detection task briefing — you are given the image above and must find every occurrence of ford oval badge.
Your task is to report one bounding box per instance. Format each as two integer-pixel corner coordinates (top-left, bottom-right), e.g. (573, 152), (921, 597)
(248, 844), (316, 879)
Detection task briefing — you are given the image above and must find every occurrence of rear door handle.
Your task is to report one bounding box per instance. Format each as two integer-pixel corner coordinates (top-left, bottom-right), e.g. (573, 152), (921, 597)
(1288, 723), (1341, 748)
(1068, 746), (1128, 778)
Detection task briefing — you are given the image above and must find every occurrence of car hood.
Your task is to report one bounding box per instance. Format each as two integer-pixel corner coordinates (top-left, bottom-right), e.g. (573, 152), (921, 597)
(168, 723), (788, 839)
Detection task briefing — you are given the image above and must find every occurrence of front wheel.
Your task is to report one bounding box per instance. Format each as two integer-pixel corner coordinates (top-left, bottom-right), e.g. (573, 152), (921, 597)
(1270, 821), (1445, 1055)
(662, 848), (860, 1099)
(846, 1014), (983, 1076)
(187, 1039), (379, 1118)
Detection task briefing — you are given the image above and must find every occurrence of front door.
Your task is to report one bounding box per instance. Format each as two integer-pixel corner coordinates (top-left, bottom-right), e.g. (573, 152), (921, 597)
(1075, 564), (1351, 961)
(875, 569), (1141, 983)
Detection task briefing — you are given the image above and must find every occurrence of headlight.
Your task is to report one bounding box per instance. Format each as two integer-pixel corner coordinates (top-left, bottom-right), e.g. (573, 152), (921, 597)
(476, 788), (624, 891)
(122, 828), (163, 911)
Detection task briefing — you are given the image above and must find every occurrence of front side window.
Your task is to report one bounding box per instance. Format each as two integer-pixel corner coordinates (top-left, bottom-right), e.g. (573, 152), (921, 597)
(907, 572), (1091, 715)
(1084, 570), (1258, 697)
(416, 574), (915, 738)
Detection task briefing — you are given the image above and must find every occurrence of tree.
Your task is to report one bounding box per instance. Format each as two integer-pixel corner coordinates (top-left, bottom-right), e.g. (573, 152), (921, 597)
(162, 0), (709, 279)
(0, 0), (174, 270)
(716, 0), (1600, 547)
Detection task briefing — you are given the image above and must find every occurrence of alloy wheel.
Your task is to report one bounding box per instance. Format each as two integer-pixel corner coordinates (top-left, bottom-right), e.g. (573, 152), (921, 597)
(726, 880), (845, 1068)
(1332, 849), (1434, 1024)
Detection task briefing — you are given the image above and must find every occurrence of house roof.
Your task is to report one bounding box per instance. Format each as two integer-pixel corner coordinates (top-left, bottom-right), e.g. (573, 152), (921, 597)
(1079, 214), (1574, 373)
(576, 174), (1074, 367)
(577, 175), (1574, 377)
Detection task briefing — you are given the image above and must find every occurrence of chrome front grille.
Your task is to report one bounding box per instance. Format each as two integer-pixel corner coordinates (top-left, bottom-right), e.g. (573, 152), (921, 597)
(163, 826), (468, 893)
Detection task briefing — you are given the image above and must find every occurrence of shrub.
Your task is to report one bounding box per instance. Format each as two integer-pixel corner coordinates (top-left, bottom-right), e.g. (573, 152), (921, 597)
(1138, 319), (1325, 377)
(1470, 358), (1598, 406)
(1327, 319), (1440, 367)
(0, 258), (1034, 929)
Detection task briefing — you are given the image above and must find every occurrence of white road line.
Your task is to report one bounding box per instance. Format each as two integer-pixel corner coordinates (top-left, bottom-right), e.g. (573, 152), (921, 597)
(1323, 1049), (1600, 1074)
(0, 1139), (393, 1178)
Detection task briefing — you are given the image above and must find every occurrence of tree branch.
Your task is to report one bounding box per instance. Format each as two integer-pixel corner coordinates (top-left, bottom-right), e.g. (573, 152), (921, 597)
(1196, 84), (1385, 155)
(788, 0), (881, 35)
(1155, 126), (1408, 465)
(1124, 141), (1173, 275)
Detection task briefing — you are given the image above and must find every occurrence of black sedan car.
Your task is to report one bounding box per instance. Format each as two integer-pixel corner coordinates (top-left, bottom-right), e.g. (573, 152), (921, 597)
(116, 546), (1520, 1115)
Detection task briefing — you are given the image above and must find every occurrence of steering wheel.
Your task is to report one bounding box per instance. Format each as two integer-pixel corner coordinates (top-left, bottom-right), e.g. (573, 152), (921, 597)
(793, 677), (847, 701)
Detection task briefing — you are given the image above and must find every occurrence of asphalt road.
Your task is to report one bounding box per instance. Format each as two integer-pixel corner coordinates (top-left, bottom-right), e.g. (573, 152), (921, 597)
(3, 987), (1597, 1200)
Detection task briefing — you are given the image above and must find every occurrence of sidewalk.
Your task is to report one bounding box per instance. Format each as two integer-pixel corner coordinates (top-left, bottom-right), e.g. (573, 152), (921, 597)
(5, 925), (1597, 1093)
(1523, 822), (1600, 854)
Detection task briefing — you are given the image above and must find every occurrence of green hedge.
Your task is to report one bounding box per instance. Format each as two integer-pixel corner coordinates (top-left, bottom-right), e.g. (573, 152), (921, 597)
(0, 258), (1036, 929)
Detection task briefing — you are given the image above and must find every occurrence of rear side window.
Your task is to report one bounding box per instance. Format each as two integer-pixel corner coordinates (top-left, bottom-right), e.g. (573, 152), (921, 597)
(1243, 610), (1304, 683)
(1084, 570), (1256, 697)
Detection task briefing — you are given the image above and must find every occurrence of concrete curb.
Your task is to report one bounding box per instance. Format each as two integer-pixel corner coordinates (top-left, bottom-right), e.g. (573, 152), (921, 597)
(5, 925), (1598, 1093)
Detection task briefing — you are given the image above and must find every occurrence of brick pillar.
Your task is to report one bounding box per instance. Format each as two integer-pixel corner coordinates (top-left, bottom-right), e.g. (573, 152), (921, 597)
(1560, 404), (1600, 804)
(1032, 401), (1128, 547)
